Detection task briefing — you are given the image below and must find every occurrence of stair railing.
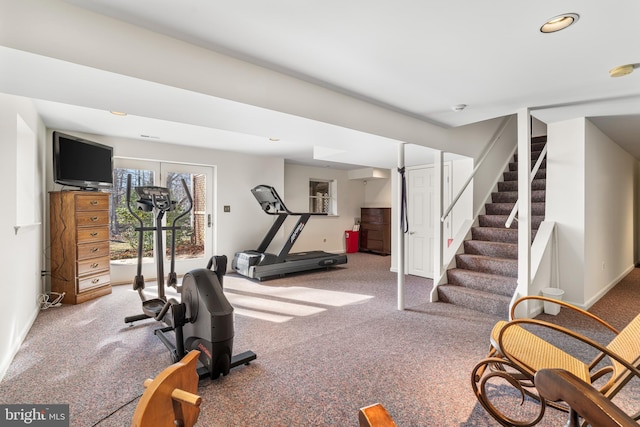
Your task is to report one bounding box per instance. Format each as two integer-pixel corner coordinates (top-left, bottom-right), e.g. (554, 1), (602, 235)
(505, 144), (547, 228)
(440, 115), (513, 224)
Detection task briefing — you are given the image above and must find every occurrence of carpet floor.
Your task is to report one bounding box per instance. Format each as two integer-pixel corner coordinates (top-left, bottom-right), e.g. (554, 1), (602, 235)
(1, 253), (638, 426)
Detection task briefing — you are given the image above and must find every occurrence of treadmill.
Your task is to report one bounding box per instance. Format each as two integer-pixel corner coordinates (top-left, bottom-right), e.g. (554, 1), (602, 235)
(232, 185), (347, 280)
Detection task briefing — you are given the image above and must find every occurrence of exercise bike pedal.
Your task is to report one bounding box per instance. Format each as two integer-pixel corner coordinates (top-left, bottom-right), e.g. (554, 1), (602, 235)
(142, 298), (167, 319)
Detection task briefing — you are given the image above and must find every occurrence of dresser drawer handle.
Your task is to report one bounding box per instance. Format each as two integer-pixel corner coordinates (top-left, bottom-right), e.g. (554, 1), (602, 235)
(91, 263), (99, 269)
(90, 200), (99, 205)
(91, 247), (99, 253)
(91, 278), (100, 284)
(90, 216), (99, 222)
(90, 232), (99, 237)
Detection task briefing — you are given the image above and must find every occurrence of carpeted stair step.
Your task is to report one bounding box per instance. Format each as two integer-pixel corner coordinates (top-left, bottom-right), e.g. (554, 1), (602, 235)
(491, 190), (545, 203)
(531, 135), (547, 143)
(504, 169), (546, 181)
(472, 226), (517, 243)
(509, 159), (546, 171)
(514, 139), (546, 160)
(514, 151), (544, 162)
(463, 240), (518, 259)
(531, 141), (547, 153)
(439, 136), (546, 318)
(446, 268), (517, 296)
(471, 226), (537, 243)
(485, 202), (545, 216)
(455, 254), (517, 277)
(478, 214), (544, 230)
(498, 179), (546, 192)
(437, 284), (512, 318)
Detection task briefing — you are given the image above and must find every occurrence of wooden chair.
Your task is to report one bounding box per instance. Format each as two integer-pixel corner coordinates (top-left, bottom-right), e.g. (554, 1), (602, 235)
(535, 368), (637, 427)
(358, 403), (397, 427)
(131, 350), (202, 427)
(471, 296), (640, 426)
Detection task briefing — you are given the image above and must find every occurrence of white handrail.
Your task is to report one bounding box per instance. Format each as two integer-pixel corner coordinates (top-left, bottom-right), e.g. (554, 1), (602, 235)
(505, 144), (547, 228)
(440, 115), (513, 223)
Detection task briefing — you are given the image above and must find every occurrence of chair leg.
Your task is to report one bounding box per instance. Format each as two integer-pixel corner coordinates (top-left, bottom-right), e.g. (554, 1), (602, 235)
(358, 404), (396, 427)
(471, 357), (546, 427)
(566, 408), (580, 427)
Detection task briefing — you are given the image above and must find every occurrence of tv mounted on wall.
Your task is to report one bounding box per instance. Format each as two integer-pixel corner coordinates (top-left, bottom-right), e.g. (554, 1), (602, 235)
(53, 131), (113, 190)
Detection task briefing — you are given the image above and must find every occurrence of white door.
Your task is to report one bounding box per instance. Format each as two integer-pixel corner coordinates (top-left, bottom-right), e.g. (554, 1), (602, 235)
(407, 164), (451, 278)
(110, 159), (214, 284)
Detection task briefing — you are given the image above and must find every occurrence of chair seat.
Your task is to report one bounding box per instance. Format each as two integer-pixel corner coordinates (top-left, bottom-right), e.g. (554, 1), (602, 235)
(474, 296), (640, 426)
(491, 320), (591, 384)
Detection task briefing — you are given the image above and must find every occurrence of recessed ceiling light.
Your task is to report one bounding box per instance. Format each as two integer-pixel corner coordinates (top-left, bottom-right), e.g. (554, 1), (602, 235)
(609, 64), (636, 78)
(540, 13), (579, 33)
(452, 104), (467, 112)
(269, 137), (280, 142)
(110, 110), (127, 116)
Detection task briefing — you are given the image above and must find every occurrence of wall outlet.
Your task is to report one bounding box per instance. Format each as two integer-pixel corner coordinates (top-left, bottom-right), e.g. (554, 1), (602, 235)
(224, 205), (231, 212)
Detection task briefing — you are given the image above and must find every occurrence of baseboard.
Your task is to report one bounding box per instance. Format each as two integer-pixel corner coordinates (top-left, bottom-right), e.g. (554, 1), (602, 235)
(583, 264), (635, 310)
(0, 305), (39, 382)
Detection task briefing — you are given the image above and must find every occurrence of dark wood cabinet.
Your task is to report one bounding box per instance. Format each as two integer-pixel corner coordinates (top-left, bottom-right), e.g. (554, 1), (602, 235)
(50, 191), (112, 304)
(359, 207), (391, 255)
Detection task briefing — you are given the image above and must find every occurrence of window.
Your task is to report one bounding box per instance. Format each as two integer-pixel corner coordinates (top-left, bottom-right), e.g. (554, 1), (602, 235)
(309, 179), (336, 214)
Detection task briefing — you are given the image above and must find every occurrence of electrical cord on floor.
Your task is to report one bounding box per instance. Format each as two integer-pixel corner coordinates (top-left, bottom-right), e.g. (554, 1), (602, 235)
(38, 292), (65, 309)
(90, 393), (143, 426)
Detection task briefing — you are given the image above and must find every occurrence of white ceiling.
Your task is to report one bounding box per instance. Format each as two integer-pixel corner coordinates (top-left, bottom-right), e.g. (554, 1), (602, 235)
(3, 0), (640, 165)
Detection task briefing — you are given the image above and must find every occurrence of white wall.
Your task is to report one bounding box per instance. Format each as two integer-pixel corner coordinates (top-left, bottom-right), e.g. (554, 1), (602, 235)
(283, 164), (364, 253)
(447, 116), (517, 216)
(584, 120), (635, 306)
(546, 118), (586, 305)
(44, 132), (285, 283)
(0, 93), (46, 380)
(531, 116), (547, 138)
(362, 177), (391, 208)
(450, 157), (475, 239)
(547, 118), (636, 307)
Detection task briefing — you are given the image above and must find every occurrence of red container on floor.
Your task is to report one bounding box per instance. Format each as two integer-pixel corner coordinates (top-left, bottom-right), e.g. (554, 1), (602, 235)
(345, 230), (359, 253)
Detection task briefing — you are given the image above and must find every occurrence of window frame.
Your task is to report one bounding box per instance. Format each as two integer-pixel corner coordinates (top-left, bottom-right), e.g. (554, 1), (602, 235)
(308, 179), (337, 215)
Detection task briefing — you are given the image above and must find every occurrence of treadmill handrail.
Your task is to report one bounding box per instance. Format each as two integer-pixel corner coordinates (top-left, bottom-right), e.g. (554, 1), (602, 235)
(251, 185), (328, 216)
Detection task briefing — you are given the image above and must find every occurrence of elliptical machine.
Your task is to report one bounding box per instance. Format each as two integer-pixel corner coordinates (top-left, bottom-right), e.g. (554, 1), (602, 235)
(123, 174), (256, 379)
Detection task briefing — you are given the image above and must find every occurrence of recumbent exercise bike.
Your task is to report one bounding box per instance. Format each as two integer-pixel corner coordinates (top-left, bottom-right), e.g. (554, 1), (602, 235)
(123, 174), (255, 379)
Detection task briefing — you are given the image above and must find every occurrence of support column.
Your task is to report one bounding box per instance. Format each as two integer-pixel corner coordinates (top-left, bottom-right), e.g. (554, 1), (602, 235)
(397, 143), (406, 310)
(517, 108), (531, 314)
(433, 150), (443, 298)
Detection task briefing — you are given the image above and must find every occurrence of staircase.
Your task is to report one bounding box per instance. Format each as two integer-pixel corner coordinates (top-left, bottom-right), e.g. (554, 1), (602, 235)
(437, 136), (547, 318)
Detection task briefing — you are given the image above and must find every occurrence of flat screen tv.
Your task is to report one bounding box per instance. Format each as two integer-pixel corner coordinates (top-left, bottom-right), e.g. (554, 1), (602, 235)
(53, 131), (113, 190)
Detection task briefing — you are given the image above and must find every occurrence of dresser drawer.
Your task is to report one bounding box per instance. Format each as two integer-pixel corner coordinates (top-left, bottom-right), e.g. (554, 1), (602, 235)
(77, 256), (110, 277)
(363, 229), (384, 241)
(76, 210), (109, 227)
(75, 194), (109, 211)
(361, 208), (390, 224)
(362, 222), (385, 232)
(77, 241), (110, 260)
(78, 272), (110, 292)
(77, 226), (109, 243)
(363, 239), (384, 251)
(51, 191), (112, 304)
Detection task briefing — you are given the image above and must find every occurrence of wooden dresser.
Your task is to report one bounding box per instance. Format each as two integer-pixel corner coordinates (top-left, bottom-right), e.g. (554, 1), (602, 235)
(50, 191), (112, 304)
(359, 207), (391, 255)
